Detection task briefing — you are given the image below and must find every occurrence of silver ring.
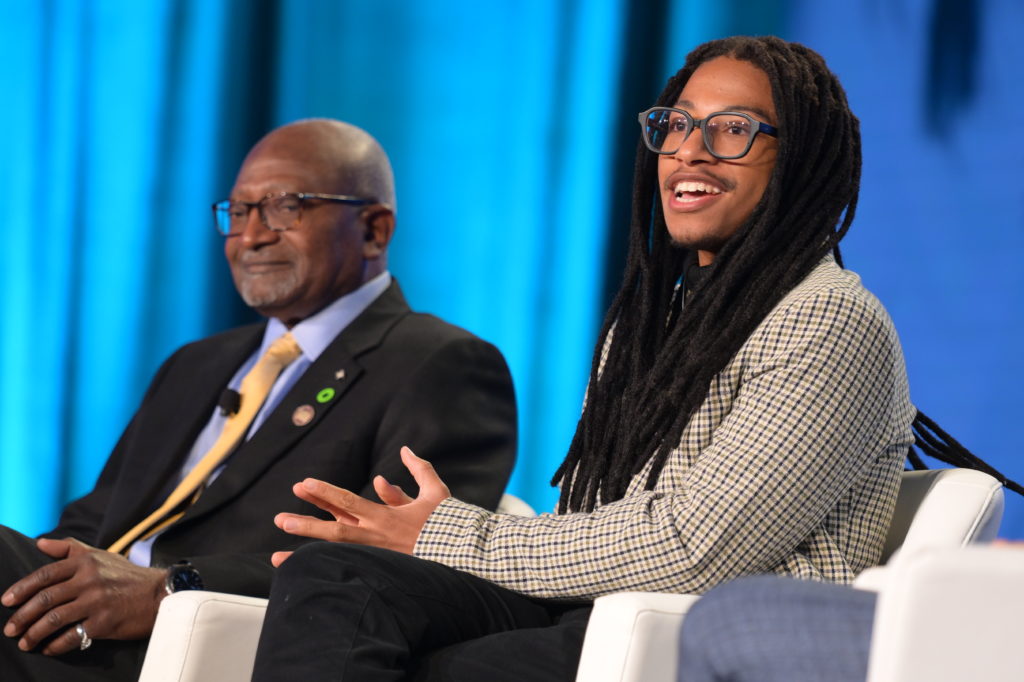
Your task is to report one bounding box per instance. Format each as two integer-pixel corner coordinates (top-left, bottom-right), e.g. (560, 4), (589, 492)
(75, 623), (92, 651)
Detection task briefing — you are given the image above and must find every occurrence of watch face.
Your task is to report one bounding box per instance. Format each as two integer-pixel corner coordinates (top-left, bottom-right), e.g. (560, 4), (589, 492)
(169, 565), (204, 592)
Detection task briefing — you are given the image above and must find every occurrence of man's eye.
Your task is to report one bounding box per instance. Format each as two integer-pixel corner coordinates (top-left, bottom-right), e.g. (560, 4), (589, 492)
(715, 118), (752, 136)
(228, 204), (248, 218)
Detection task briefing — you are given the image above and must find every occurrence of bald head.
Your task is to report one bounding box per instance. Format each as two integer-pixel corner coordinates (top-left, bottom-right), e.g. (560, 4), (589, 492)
(244, 119), (396, 211)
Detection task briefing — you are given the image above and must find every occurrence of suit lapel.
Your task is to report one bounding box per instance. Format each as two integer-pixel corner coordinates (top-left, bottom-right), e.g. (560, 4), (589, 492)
(102, 324), (264, 544)
(185, 282), (412, 519)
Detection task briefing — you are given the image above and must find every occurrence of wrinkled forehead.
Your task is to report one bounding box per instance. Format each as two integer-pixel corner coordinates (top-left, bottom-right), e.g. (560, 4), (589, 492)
(231, 159), (335, 199)
(232, 133), (349, 197)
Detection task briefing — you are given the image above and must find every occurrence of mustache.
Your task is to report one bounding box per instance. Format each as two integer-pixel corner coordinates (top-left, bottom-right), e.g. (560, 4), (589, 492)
(663, 170), (735, 192)
(237, 249), (292, 265)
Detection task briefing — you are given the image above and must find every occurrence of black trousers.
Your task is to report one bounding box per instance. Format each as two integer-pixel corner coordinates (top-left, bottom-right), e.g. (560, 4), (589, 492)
(252, 543), (592, 682)
(0, 526), (145, 682)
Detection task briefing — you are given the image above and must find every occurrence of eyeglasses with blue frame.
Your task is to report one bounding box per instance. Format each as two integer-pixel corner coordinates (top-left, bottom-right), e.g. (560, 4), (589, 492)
(638, 107), (778, 160)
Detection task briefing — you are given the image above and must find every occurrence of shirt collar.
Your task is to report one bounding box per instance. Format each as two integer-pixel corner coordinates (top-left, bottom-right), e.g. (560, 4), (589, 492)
(261, 271), (392, 362)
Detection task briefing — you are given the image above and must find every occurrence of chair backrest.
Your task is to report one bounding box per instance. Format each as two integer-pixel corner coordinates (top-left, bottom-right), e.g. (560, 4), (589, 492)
(879, 468), (1004, 564)
(496, 493), (537, 517)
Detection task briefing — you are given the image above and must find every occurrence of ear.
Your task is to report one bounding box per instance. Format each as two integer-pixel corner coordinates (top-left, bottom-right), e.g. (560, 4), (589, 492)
(360, 204), (396, 260)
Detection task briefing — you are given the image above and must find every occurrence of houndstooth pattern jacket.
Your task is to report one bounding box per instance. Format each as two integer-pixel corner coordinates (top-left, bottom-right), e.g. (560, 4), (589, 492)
(415, 255), (915, 600)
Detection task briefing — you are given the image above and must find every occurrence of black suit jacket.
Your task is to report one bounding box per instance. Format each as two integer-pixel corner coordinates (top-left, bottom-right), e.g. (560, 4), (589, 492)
(45, 282), (517, 595)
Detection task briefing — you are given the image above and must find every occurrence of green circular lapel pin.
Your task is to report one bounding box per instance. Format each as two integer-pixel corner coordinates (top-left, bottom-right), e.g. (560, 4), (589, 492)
(316, 387), (336, 404)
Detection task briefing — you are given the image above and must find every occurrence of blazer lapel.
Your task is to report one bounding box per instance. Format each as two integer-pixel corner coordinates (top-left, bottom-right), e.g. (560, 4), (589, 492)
(185, 282), (412, 519)
(101, 324), (264, 544)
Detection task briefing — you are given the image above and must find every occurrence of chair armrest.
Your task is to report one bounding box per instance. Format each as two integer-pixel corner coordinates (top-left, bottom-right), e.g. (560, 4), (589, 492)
(575, 592), (701, 682)
(866, 546), (1024, 682)
(881, 469), (1003, 562)
(139, 591), (269, 682)
(851, 565), (889, 592)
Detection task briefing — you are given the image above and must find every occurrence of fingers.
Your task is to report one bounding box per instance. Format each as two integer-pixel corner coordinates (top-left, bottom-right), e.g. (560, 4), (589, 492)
(274, 512), (335, 538)
(4, 548), (165, 654)
(291, 479), (365, 523)
(4, 578), (82, 651)
(19, 599), (86, 653)
(35, 538), (74, 560)
(41, 622), (90, 657)
(271, 449), (448, 559)
(374, 475), (413, 507)
(274, 513), (373, 545)
(3, 560), (76, 608)
(400, 447), (450, 502)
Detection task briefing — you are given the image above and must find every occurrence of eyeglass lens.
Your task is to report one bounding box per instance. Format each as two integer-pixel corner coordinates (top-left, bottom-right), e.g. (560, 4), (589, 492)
(215, 194), (303, 235)
(643, 110), (756, 158)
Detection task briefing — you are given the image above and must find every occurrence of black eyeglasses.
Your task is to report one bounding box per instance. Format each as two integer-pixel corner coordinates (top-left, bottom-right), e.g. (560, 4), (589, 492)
(638, 107), (778, 159)
(212, 192), (375, 237)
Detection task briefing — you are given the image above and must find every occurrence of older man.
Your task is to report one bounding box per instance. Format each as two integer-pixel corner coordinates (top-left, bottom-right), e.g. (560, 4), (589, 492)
(0, 119), (517, 681)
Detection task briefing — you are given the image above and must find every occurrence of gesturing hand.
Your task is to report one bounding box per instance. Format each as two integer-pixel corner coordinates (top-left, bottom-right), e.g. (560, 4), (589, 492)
(271, 446), (450, 566)
(1, 538), (166, 655)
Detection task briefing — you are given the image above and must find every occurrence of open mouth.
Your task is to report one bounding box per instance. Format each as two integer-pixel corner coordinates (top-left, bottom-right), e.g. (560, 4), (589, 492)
(673, 180), (723, 203)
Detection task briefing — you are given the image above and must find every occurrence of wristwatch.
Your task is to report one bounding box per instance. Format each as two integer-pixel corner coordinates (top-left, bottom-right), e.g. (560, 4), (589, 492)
(164, 560), (205, 595)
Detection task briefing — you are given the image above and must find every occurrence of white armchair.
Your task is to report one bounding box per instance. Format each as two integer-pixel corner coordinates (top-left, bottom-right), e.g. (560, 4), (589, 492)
(138, 470), (1004, 682)
(138, 493), (536, 682)
(140, 591), (269, 682)
(865, 544), (1024, 682)
(573, 467), (1005, 682)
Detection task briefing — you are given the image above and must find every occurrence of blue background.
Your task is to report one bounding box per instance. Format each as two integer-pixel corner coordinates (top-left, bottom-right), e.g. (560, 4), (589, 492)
(2, 0), (1021, 538)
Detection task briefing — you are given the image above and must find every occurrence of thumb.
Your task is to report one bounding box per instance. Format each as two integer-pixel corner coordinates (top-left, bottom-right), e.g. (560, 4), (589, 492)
(374, 475), (413, 507)
(36, 538), (75, 559)
(400, 447), (450, 501)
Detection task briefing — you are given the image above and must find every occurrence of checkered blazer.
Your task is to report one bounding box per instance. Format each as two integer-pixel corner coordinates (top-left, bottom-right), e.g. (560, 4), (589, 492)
(416, 255), (914, 600)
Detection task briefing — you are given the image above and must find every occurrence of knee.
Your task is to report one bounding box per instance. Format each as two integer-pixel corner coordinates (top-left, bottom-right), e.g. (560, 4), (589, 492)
(0, 525), (55, 587)
(680, 576), (783, 664)
(686, 576), (773, 629)
(681, 583), (739, 654)
(273, 542), (405, 590)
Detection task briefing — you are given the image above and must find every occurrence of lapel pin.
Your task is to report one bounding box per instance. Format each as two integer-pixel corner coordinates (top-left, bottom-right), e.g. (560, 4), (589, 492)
(316, 387), (336, 404)
(335, 369), (346, 380)
(292, 404), (315, 427)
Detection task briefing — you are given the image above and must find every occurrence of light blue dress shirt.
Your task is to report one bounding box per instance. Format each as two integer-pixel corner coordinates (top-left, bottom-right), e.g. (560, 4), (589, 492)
(128, 272), (392, 566)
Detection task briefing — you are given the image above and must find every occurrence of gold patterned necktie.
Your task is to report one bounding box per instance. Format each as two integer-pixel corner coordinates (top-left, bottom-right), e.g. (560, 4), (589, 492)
(107, 332), (303, 554)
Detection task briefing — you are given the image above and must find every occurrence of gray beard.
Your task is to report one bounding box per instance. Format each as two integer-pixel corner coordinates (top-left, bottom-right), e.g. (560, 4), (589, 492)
(237, 271), (301, 309)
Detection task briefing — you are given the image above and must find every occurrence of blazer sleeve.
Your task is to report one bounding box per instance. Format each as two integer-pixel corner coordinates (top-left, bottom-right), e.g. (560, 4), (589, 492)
(40, 349), (182, 544)
(414, 287), (912, 600)
(186, 552), (274, 597)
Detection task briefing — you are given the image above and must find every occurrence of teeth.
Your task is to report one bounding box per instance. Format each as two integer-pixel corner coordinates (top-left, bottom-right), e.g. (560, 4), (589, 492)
(673, 181), (722, 196)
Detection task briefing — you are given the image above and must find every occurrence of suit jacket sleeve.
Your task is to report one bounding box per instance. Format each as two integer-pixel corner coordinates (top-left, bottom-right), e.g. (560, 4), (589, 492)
(415, 282), (914, 600)
(40, 349), (183, 544)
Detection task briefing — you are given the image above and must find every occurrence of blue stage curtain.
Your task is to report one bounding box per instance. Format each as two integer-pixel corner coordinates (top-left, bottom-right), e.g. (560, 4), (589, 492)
(4, 0), (1021, 538)
(1, 0), (728, 532)
(0, 0), (249, 534)
(784, 0), (1024, 536)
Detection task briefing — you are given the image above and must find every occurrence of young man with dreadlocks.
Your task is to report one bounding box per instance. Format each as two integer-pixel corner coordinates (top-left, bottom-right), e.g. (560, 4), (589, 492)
(248, 36), (919, 681)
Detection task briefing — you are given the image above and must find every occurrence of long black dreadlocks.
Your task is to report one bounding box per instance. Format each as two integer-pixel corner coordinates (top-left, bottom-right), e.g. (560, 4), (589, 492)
(552, 35), (1021, 513)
